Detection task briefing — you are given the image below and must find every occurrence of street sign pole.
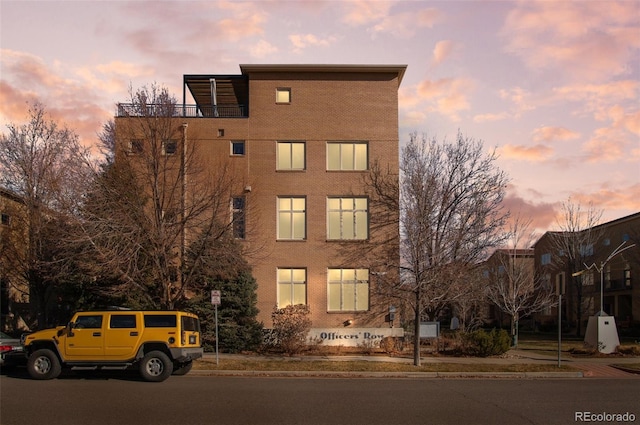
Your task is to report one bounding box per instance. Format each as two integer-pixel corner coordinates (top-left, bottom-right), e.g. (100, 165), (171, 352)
(211, 290), (221, 365)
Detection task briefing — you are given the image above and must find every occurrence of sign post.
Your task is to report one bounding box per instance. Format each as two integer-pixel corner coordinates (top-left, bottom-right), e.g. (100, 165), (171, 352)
(211, 290), (221, 365)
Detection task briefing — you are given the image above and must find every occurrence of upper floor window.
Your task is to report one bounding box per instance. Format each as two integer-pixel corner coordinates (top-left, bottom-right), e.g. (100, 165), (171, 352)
(276, 88), (291, 104)
(277, 141), (306, 171)
(232, 196), (246, 239)
(278, 196), (306, 240)
(162, 139), (177, 155)
(327, 197), (368, 240)
(277, 268), (307, 308)
(231, 141), (245, 156)
(327, 142), (368, 171)
(128, 139), (143, 154)
(541, 253), (551, 265)
(327, 268), (369, 312)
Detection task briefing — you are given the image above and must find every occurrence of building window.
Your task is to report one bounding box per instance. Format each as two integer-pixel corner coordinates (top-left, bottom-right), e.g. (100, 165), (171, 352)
(327, 142), (368, 171)
(1, 213), (9, 226)
(231, 141), (245, 156)
(327, 268), (369, 312)
(162, 139), (177, 155)
(128, 139), (143, 154)
(541, 253), (551, 265)
(232, 196), (246, 239)
(277, 268), (307, 307)
(278, 197), (306, 240)
(327, 197), (368, 240)
(624, 265), (631, 288)
(605, 265), (611, 289)
(579, 244), (593, 257)
(277, 141), (306, 171)
(276, 88), (291, 104)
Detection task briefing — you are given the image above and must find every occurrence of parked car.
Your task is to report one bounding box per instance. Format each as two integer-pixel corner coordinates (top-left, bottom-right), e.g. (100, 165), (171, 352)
(22, 310), (203, 382)
(0, 331), (25, 367)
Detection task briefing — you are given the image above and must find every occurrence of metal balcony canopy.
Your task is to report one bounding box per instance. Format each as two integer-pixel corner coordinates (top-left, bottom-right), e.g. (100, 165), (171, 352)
(183, 74), (248, 110)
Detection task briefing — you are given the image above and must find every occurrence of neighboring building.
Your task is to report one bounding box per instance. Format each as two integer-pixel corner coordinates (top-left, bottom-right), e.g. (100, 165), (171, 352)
(534, 212), (640, 330)
(481, 248), (536, 328)
(115, 64), (406, 334)
(0, 187), (30, 332)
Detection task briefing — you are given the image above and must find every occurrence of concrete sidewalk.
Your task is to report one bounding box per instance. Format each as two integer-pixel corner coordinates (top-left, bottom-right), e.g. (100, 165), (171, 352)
(193, 349), (640, 379)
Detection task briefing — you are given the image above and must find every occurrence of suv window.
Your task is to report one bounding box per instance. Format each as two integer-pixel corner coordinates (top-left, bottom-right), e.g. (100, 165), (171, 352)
(144, 315), (177, 328)
(110, 314), (137, 329)
(182, 316), (200, 332)
(75, 315), (103, 329)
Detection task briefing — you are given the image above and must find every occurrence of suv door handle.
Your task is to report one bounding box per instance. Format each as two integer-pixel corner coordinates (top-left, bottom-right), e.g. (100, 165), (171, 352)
(130, 332), (139, 336)
(92, 332), (101, 337)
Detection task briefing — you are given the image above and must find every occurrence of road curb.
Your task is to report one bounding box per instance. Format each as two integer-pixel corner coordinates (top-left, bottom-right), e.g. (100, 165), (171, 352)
(190, 369), (584, 379)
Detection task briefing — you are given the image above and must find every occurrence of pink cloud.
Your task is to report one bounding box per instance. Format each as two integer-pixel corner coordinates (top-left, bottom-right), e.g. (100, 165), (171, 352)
(289, 33), (338, 53)
(473, 112), (510, 123)
(431, 40), (458, 67)
(415, 77), (474, 121)
(501, 187), (558, 234)
(502, 1), (640, 82)
(341, 1), (393, 26)
(500, 144), (554, 162)
(532, 126), (580, 143)
(372, 8), (442, 38)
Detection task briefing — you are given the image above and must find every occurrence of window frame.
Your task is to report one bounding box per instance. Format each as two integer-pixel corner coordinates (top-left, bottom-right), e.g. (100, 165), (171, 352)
(232, 196), (246, 239)
(276, 87), (291, 104)
(326, 142), (368, 171)
(231, 140), (245, 156)
(162, 139), (177, 156)
(327, 268), (370, 312)
(277, 268), (307, 308)
(276, 141), (306, 171)
(128, 139), (144, 155)
(277, 196), (306, 240)
(326, 196), (369, 240)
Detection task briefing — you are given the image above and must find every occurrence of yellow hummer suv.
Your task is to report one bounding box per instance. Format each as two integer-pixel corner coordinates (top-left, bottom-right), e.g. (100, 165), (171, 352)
(22, 310), (203, 382)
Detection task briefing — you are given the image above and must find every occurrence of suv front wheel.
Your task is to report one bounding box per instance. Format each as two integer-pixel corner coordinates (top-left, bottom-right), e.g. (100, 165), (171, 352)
(27, 349), (62, 380)
(139, 350), (173, 382)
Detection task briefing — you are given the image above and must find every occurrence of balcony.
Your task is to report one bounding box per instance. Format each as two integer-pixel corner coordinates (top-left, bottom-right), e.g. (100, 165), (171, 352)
(116, 103), (247, 118)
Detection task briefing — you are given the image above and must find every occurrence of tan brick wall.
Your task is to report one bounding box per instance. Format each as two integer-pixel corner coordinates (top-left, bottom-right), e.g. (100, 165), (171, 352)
(118, 67), (402, 329)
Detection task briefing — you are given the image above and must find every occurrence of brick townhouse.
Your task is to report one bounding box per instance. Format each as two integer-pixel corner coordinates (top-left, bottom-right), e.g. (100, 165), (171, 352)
(115, 64), (406, 338)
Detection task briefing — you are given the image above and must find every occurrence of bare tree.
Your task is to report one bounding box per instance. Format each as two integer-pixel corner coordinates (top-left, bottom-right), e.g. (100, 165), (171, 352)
(79, 84), (253, 310)
(0, 103), (92, 328)
(368, 132), (509, 365)
(548, 199), (603, 337)
(485, 214), (554, 346)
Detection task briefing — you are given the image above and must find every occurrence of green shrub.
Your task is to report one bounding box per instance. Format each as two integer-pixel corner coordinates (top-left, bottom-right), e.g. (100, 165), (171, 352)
(462, 329), (511, 357)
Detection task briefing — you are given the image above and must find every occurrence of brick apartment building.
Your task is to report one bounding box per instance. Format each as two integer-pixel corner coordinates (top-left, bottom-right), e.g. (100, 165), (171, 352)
(115, 64), (406, 334)
(534, 212), (640, 331)
(0, 187), (30, 332)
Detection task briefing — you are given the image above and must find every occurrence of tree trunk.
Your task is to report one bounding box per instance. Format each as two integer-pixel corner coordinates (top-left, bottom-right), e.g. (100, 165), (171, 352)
(413, 289), (421, 366)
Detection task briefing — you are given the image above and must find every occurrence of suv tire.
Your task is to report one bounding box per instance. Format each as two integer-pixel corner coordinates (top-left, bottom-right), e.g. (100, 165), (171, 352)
(27, 349), (62, 380)
(139, 350), (173, 382)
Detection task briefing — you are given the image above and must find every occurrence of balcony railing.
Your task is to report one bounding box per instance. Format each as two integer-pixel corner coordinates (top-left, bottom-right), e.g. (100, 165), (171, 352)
(116, 104), (247, 118)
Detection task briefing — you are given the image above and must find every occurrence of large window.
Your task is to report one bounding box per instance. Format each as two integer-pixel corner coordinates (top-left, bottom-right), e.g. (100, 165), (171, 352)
(278, 197), (306, 240)
(327, 197), (368, 240)
(327, 268), (369, 312)
(327, 142), (368, 171)
(277, 268), (307, 307)
(277, 141), (305, 170)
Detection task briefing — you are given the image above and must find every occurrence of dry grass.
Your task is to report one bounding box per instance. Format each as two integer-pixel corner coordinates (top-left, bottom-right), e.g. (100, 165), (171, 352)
(193, 357), (576, 373)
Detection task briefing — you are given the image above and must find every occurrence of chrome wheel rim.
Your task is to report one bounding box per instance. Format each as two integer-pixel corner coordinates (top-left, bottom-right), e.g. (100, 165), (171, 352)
(34, 356), (52, 374)
(146, 358), (164, 376)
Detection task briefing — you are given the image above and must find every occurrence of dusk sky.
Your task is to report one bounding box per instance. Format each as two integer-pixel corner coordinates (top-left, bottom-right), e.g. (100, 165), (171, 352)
(1, 0), (639, 232)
